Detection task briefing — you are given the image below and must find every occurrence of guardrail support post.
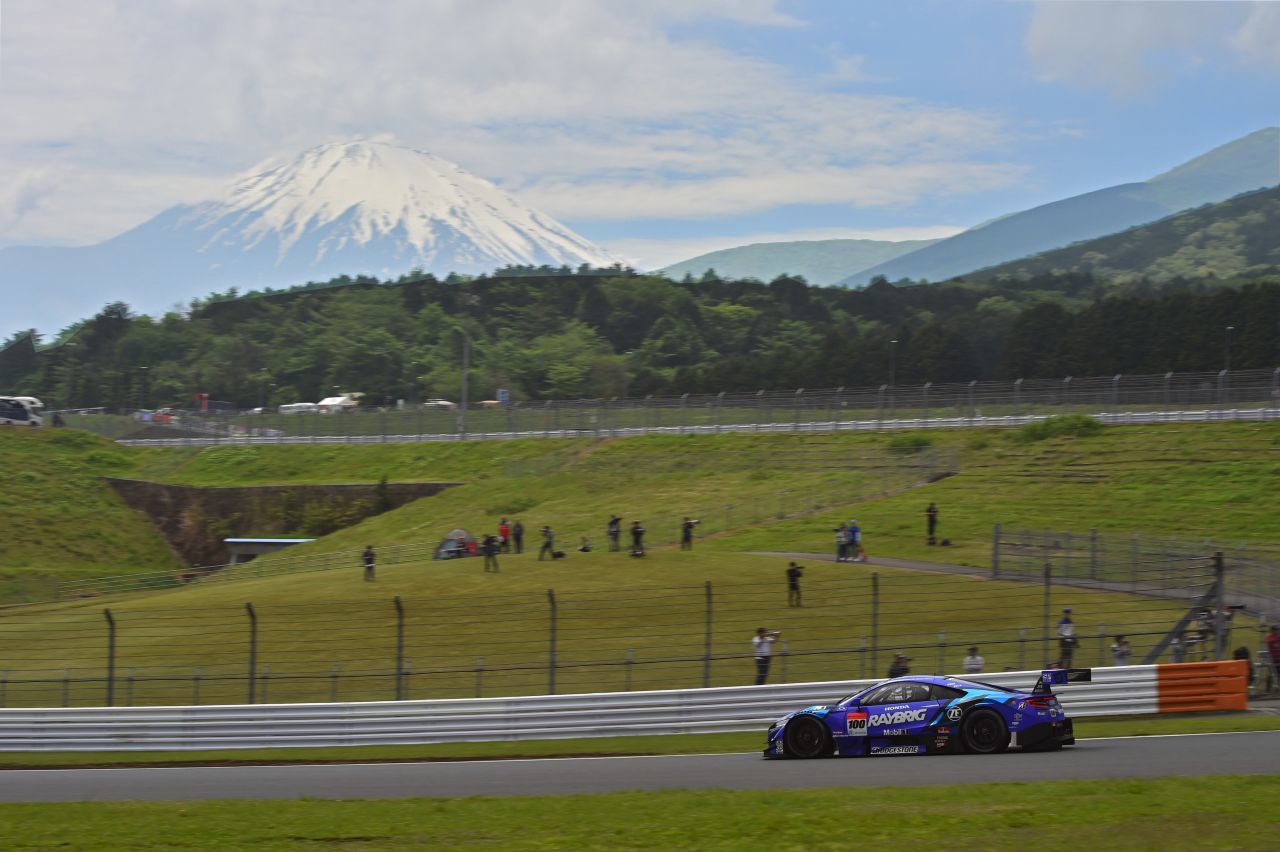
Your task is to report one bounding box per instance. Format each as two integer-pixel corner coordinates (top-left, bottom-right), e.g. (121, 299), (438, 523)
(394, 595), (406, 701)
(703, 581), (713, 688)
(104, 608), (117, 707)
(547, 589), (558, 695)
(870, 573), (880, 677)
(246, 602), (258, 704)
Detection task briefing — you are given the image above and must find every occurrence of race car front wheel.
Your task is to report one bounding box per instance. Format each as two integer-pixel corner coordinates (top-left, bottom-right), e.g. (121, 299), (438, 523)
(961, 708), (1009, 754)
(783, 715), (832, 758)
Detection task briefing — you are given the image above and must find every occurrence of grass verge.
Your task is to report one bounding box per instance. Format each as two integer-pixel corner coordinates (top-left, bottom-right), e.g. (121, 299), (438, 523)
(1, 775), (1277, 849)
(2, 712), (1277, 769)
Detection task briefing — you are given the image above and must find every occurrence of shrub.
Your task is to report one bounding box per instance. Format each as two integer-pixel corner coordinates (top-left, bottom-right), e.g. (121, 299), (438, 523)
(1013, 414), (1103, 443)
(887, 433), (933, 454)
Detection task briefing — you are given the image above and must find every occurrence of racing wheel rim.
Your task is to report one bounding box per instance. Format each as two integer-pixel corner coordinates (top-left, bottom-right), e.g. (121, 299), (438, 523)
(962, 709), (1008, 754)
(784, 716), (830, 759)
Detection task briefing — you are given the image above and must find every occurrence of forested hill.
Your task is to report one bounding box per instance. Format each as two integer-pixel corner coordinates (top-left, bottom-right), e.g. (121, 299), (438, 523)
(962, 186), (1280, 283)
(4, 265), (1278, 411)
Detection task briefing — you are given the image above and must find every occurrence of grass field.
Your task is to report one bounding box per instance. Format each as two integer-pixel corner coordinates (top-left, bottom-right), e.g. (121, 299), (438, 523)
(2, 775), (1277, 849)
(1, 420), (1276, 705)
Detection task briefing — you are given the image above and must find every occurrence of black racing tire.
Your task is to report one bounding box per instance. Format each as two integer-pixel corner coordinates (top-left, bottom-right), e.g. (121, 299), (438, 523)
(783, 715), (833, 759)
(960, 708), (1009, 755)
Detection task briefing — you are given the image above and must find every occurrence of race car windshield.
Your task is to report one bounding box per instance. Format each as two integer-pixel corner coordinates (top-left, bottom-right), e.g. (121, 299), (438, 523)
(837, 683), (882, 705)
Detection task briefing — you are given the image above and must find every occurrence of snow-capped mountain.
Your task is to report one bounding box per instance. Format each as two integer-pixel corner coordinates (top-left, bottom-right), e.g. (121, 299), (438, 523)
(1, 140), (621, 334)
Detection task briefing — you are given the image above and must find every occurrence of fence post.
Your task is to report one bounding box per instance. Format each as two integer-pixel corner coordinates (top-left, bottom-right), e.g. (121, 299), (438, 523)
(792, 388), (803, 431)
(246, 602), (258, 704)
(394, 595), (406, 701)
(871, 573), (880, 677)
(547, 588), (558, 695)
(1089, 528), (1098, 580)
(1213, 552), (1226, 661)
(703, 581), (713, 688)
(1042, 561), (1052, 667)
(992, 523), (1001, 578)
(103, 608), (116, 707)
(716, 391), (724, 433)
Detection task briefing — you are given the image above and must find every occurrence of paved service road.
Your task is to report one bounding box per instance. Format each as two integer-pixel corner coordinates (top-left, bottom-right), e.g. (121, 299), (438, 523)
(1, 732), (1277, 803)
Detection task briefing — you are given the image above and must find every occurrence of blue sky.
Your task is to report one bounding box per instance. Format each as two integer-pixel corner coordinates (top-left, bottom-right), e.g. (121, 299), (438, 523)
(2, 0), (1278, 268)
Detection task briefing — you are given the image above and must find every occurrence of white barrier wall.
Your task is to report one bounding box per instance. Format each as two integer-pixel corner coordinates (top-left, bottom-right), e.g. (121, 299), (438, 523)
(0, 667), (1163, 752)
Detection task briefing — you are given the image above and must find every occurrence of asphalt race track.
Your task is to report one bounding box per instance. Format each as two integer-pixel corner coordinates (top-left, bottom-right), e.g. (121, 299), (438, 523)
(0, 731), (1276, 803)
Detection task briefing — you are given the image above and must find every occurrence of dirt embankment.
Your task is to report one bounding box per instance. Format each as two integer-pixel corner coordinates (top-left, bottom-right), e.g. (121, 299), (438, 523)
(105, 478), (459, 566)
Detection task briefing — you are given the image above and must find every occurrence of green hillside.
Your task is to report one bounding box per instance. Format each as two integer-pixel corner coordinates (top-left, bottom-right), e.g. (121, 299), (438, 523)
(1, 420), (1277, 706)
(965, 186), (1280, 283)
(659, 238), (935, 285)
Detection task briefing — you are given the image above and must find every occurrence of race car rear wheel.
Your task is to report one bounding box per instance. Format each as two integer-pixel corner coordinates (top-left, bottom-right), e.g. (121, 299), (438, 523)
(783, 715), (832, 759)
(960, 708), (1009, 754)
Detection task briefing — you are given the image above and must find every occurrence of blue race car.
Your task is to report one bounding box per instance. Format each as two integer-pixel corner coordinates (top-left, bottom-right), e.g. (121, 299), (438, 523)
(764, 668), (1089, 759)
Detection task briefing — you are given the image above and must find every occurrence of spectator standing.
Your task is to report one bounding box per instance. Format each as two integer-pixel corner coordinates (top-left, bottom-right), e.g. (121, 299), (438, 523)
(786, 562), (803, 607)
(925, 502), (939, 543)
(512, 520), (524, 554)
(752, 628), (781, 685)
(538, 525), (555, 561)
(1110, 634), (1132, 666)
(482, 534), (500, 573)
(498, 517), (511, 553)
(1265, 624), (1280, 692)
(607, 515), (622, 552)
(362, 545), (376, 582)
(848, 519), (866, 562)
(962, 646), (984, 674)
(888, 653), (911, 678)
(680, 517), (697, 551)
(631, 520), (646, 554)
(835, 524), (849, 562)
(1057, 608), (1077, 667)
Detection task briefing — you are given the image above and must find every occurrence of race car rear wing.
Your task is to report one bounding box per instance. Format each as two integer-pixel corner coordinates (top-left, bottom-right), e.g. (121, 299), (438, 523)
(1032, 668), (1092, 695)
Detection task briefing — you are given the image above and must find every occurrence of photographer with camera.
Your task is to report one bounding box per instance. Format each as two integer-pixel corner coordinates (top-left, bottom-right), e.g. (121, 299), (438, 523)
(786, 561), (803, 607)
(753, 627), (781, 685)
(681, 517), (699, 550)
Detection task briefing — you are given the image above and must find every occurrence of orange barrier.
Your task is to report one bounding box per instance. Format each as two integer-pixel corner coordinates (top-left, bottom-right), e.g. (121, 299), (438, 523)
(1156, 660), (1249, 713)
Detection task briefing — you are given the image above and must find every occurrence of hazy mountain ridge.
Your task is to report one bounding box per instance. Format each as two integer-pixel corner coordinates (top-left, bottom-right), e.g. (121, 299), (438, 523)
(659, 238), (937, 285)
(842, 127), (1280, 286)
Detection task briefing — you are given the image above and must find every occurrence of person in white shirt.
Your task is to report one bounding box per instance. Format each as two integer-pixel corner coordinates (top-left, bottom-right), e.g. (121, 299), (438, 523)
(962, 646), (984, 674)
(753, 627), (781, 685)
(1110, 634), (1132, 666)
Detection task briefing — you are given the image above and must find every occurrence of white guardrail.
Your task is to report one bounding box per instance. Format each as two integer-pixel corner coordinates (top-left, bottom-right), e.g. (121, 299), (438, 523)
(116, 408), (1280, 447)
(0, 667), (1159, 752)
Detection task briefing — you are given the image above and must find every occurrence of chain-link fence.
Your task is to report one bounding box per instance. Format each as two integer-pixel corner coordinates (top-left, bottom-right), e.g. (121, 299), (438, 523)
(4, 553), (1267, 709)
(62, 367), (1280, 444)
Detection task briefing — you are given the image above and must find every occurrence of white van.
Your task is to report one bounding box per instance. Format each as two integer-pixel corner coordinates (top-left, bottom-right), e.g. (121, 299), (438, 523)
(0, 396), (42, 426)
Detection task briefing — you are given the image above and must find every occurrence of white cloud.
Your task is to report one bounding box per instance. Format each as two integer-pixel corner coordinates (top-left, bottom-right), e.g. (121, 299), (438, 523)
(610, 225), (967, 271)
(0, 0), (1019, 246)
(1026, 1), (1277, 98)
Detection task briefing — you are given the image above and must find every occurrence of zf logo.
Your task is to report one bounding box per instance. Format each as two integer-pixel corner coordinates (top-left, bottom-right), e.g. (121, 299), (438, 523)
(846, 712), (869, 736)
(946, 706), (962, 721)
